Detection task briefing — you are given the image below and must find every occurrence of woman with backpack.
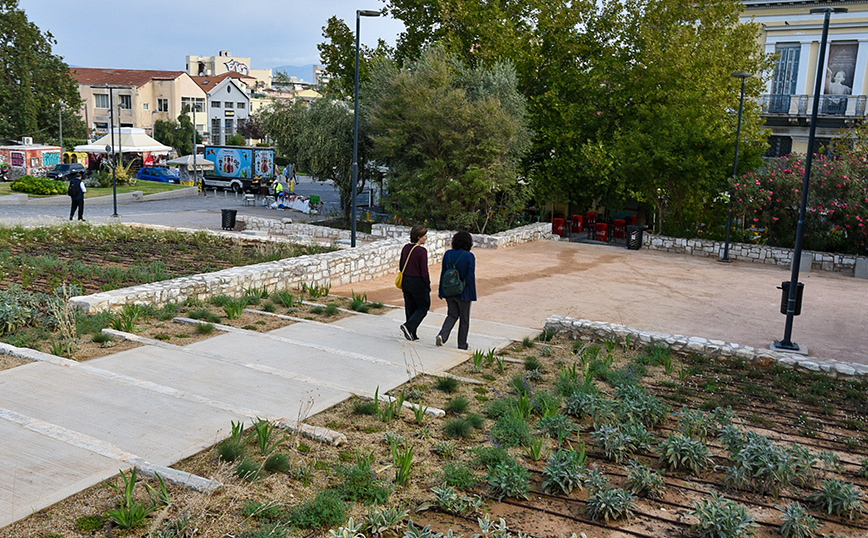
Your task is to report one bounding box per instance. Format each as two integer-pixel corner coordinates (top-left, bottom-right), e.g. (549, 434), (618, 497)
(436, 231), (476, 350)
(398, 225), (430, 341)
(67, 172), (87, 221)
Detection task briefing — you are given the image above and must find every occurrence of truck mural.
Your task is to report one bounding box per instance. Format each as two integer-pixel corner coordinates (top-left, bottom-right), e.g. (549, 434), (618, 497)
(202, 145), (276, 192)
(0, 141), (62, 179)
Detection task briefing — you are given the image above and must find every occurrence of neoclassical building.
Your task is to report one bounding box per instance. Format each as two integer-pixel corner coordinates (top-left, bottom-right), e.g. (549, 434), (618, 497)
(744, 0), (868, 155)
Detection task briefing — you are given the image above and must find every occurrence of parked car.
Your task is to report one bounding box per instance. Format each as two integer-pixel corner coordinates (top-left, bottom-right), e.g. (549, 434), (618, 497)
(137, 167), (180, 184)
(48, 163), (88, 180)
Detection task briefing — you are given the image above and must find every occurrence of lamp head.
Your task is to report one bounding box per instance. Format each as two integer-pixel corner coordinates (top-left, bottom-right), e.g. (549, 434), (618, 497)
(732, 72), (752, 80)
(810, 7), (848, 14)
(358, 9), (381, 17)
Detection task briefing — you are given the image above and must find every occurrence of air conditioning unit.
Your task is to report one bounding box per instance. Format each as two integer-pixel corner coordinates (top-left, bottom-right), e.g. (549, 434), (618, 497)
(22, 137), (33, 145)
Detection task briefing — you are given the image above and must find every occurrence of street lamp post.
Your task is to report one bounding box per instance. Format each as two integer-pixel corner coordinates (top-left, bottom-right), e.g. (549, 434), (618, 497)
(721, 72), (752, 263)
(351, 8), (381, 247)
(192, 104), (202, 195)
(772, 7), (848, 354)
(58, 102), (65, 151)
(109, 88), (118, 217)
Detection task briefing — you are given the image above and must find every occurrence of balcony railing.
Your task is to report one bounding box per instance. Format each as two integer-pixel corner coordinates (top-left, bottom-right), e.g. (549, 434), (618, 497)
(761, 94), (868, 117)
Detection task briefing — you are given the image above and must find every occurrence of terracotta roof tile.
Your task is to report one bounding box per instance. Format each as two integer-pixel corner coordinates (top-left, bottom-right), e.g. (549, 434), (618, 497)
(70, 68), (187, 87)
(191, 71), (256, 92)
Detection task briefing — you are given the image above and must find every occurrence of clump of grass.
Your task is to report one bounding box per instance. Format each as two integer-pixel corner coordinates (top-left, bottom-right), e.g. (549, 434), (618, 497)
(263, 452), (292, 474)
(441, 462), (478, 490)
(195, 322), (215, 335)
(189, 308), (221, 324)
(444, 417), (474, 439)
(444, 396), (470, 415)
(287, 490), (347, 529)
(435, 376), (460, 393)
(353, 399), (379, 416)
(91, 332), (113, 344)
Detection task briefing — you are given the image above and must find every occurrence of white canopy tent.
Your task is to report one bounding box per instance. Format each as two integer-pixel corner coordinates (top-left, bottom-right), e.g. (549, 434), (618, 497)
(166, 154), (214, 171)
(74, 128), (172, 154)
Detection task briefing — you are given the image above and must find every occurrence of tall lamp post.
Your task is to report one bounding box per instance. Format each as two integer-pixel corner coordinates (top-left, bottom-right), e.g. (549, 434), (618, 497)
(108, 88), (118, 217)
(721, 72), (752, 263)
(351, 8), (381, 247)
(58, 102), (66, 151)
(772, 7), (848, 354)
(192, 104), (201, 194)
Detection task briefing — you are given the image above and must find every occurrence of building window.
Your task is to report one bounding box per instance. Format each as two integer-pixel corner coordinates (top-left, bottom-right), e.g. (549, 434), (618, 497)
(237, 102), (246, 109)
(764, 136), (793, 158)
(225, 119), (234, 135)
(225, 101), (234, 109)
(212, 101), (221, 108)
(118, 95), (132, 109)
(181, 97), (206, 112)
(94, 122), (108, 133)
(95, 94), (109, 108)
(157, 98), (169, 112)
(143, 103), (149, 111)
(770, 45), (800, 113)
(211, 118), (221, 145)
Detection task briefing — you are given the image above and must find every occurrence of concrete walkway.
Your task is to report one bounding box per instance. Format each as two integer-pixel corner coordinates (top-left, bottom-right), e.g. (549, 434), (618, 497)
(0, 309), (536, 528)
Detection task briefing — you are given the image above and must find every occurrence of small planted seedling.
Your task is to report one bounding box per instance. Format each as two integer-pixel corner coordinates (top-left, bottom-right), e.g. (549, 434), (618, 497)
(365, 506), (410, 536)
(690, 493), (758, 538)
(658, 433), (712, 474)
(250, 417), (284, 455)
(107, 468), (157, 529)
(486, 459), (531, 501)
(444, 395), (470, 415)
(779, 502), (821, 538)
(391, 443), (415, 485)
(222, 298), (247, 320)
(195, 322), (215, 335)
(431, 485), (483, 515)
(587, 487), (635, 522)
(264, 452), (292, 474)
(273, 290), (299, 308)
(524, 435), (548, 462)
(521, 336), (536, 348)
(808, 479), (863, 520)
(625, 461), (665, 499)
(471, 349), (485, 371)
(542, 448), (586, 495)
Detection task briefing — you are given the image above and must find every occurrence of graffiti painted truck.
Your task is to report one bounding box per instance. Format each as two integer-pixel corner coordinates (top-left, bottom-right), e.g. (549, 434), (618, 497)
(0, 138), (62, 180)
(201, 145), (276, 193)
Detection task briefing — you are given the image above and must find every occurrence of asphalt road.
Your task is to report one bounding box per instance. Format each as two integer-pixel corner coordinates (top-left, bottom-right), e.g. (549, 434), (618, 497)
(0, 176), (344, 230)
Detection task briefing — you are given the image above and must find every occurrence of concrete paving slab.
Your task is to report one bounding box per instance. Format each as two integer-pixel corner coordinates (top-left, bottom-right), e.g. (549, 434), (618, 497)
(88, 344), (350, 422)
(379, 309), (540, 346)
(0, 420), (123, 528)
(0, 362), (242, 465)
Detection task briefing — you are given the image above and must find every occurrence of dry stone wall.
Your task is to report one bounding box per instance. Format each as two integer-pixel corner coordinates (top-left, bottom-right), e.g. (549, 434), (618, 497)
(70, 222), (552, 313)
(642, 233), (866, 276)
(544, 315), (868, 379)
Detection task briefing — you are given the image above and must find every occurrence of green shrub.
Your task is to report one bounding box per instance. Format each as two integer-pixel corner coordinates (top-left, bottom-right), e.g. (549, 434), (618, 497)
(659, 433), (713, 474)
(690, 493), (758, 538)
(287, 490), (347, 529)
(471, 446), (511, 470)
(352, 399), (379, 416)
(587, 487), (636, 522)
(486, 460), (530, 501)
(75, 514), (106, 531)
(591, 425), (635, 463)
(263, 452), (292, 474)
(537, 414), (576, 444)
(779, 503), (820, 538)
(542, 449), (586, 495)
(11, 175), (67, 195)
(625, 461), (665, 499)
(189, 308), (221, 324)
(808, 479), (863, 520)
(443, 417), (474, 439)
(440, 462), (477, 490)
(338, 454), (391, 504)
(491, 413), (532, 447)
(435, 376), (460, 393)
(444, 396), (470, 415)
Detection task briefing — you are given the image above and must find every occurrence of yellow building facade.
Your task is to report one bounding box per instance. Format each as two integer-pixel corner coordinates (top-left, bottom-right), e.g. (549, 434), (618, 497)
(744, 0), (868, 155)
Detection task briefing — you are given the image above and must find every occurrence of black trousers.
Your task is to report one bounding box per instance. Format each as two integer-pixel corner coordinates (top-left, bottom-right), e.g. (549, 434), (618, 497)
(438, 297), (472, 350)
(402, 275), (430, 337)
(69, 198), (84, 220)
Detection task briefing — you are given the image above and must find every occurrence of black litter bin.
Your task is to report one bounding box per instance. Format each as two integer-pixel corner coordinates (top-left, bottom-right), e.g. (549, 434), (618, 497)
(778, 281), (804, 315)
(626, 225), (644, 250)
(221, 209), (237, 230)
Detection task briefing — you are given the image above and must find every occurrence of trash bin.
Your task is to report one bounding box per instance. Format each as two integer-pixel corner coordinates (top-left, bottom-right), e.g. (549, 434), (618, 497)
(571, 215), (583, 233)
(221, 209), (237, 230)
(626, 225), (643, 250)
(778, 281), (804, 315)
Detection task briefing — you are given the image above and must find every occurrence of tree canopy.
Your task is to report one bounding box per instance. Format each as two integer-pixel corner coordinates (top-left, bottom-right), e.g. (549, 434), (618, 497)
(153, 110), (200, 156)
(365, 47), (530, 232)
(0, 0), (85, 143)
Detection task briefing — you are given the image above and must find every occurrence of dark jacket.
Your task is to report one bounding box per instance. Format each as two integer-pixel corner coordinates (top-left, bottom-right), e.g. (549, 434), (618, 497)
(68, 177), (85, 201)
(438, 248), (476, 302)
(399, 242), (430, 287)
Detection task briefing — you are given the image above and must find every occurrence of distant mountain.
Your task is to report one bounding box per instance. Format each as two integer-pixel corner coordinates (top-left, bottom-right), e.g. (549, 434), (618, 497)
(272, 64), (316, 83)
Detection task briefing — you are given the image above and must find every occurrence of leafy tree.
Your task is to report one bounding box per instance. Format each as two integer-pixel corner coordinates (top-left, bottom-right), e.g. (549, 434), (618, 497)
(317, 15), (393, 99)
(0, 0), (85, 142)
(237, 114), (266, 140)
(153, 109), (200, 155)
(261, 98), (371, 223)
(225, 133), (246, 146)
(365, 47), (531, 232)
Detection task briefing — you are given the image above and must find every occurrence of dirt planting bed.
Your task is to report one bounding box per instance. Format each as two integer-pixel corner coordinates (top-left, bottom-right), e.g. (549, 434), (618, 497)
(4, 335), (867, 538)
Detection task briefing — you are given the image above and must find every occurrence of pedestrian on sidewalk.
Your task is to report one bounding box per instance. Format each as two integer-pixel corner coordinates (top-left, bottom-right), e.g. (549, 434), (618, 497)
(67, 172), (86, 221)
(399, 225), (430, 341)
(436, 231), (476, 350)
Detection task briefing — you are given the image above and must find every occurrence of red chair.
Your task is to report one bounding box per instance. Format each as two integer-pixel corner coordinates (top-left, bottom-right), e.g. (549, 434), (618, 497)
(585, 212), (597, 238)
(552, 217), (565, 236)
(613, 219), (626, 239)
(571, 215), (583, 233)
(594, 222), (609, 242)
(626, 215), (637, 225)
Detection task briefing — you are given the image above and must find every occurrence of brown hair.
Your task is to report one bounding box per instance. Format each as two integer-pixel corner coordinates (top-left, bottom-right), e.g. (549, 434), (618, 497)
(452, 231), (472, 251)
(410, 225), (428, 244)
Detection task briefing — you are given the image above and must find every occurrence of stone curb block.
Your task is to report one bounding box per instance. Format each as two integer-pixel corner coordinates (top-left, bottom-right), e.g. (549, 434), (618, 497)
(0, 342), (75, 365)
(130, 457), (222, 494)
(543, 315), (868, 380)
(276, 419), (347, 446)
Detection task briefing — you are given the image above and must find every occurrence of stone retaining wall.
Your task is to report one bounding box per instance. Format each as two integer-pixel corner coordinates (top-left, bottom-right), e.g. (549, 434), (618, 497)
(70, 222), (552, 313)
(642, 233), (866, 276)
(543, 315), (868, 379)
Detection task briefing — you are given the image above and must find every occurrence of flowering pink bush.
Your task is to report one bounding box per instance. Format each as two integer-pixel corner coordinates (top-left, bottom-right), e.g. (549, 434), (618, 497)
(733, 154), (868, 255)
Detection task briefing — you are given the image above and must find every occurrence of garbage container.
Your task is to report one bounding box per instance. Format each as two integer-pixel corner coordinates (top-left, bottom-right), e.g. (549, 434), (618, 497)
(552, 217), (565, 236)
(221, 209), (237, 230)
(571, 215), (583, 233)
(778, 281), (804, 316)
(626, 225), (644, 250)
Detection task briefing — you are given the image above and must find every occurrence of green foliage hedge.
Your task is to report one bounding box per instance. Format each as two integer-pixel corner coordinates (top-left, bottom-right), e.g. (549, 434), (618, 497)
(10, 175), (67, 195)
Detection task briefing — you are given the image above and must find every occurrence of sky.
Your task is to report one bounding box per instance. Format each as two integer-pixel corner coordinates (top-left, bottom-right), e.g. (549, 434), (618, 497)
(18, 0), (405, 75)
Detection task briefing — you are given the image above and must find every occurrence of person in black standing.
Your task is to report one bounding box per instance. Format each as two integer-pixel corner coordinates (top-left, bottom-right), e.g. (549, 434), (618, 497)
(436, 231), (476, 350)
(67, 172), (86, 221)
(399, 225), (430, 341)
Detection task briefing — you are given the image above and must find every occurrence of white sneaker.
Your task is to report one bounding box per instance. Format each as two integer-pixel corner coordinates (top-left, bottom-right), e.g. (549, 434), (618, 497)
(436, 335), (444, 347)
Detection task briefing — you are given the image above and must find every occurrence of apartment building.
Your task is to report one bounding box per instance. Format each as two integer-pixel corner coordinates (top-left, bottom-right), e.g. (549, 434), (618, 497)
(745, 0), (868, 155)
